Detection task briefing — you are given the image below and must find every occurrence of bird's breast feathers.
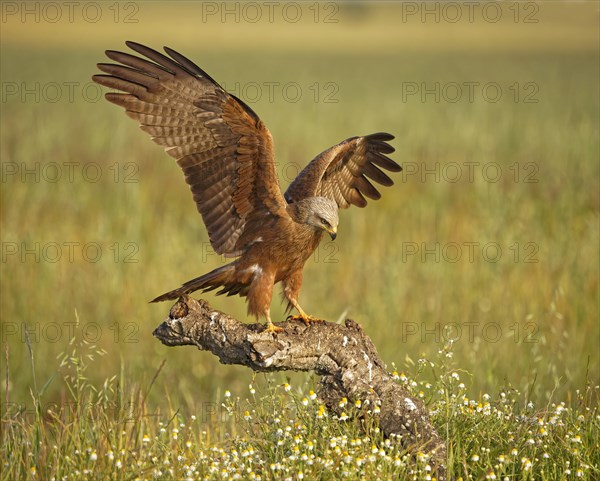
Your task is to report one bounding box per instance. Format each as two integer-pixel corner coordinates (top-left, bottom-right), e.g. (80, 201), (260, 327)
(239, 223), (323, 278)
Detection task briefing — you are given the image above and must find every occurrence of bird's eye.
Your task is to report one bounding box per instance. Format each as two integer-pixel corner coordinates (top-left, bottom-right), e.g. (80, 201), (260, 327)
(321, 218), (329, 226)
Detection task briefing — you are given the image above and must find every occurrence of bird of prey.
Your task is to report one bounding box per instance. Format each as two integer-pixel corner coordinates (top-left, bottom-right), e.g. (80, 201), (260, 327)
(93, 42), (401, 333)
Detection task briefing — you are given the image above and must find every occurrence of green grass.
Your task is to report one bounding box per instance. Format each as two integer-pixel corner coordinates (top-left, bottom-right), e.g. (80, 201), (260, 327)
(2, 335), (598, 480)
(1, 3), (599, 479)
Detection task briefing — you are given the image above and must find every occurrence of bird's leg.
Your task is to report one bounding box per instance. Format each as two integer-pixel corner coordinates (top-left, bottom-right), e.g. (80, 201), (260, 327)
(247, 270), (283, 334)
(263, 312), (284, 334)
(287, 299), (325, 326)
(281, 271), (325, 325)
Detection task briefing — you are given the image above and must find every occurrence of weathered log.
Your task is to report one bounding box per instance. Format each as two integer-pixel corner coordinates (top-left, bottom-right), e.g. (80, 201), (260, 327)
(153, 296), (447, 479)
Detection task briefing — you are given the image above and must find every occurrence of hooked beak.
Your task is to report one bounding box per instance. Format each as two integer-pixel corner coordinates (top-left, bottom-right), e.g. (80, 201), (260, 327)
(328, 227), (337, 241)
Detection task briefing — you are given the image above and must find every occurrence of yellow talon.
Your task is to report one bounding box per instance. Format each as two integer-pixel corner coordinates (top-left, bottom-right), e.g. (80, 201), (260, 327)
(263, 321), (285, 334)
(287, 301), (326, 326)
(287, 313), (325, 326)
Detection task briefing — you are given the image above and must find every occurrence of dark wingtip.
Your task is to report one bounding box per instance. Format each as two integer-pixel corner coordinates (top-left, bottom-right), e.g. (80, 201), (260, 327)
(163, 46), (176, 56)
(163, 45), (221, 85)
(125, 40), (141, 49)
(386, 159), (402, 173)
(150, 291), (174, 303)
(367, 132), (395, 141)
(125, 40), (156, 56)
(105, 50), (123, 61)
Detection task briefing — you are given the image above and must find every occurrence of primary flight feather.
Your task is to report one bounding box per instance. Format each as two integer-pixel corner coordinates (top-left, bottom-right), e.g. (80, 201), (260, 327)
(93, 41), (401, 332)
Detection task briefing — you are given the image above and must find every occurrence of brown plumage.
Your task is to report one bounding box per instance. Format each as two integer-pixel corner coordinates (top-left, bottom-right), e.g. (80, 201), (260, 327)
(93, 41), (401, 332)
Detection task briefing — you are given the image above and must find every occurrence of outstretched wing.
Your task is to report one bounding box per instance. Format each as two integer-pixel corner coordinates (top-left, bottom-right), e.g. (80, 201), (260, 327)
(93, 41), (288, 257)
(284, 133), (401, 208)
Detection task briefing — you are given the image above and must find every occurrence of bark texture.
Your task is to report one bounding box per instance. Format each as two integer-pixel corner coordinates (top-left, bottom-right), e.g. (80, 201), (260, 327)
(153, 296), (447, 479)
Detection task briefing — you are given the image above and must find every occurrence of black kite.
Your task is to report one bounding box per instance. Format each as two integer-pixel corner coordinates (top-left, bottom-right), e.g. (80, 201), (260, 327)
(93, 42), (401, 332)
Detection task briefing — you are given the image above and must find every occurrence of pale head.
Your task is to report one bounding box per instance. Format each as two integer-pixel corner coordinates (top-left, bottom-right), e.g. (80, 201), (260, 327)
(296, 196), (339, 239)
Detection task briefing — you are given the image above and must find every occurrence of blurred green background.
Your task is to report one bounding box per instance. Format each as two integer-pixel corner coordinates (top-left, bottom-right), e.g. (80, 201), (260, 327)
(1, 1), (598, 416)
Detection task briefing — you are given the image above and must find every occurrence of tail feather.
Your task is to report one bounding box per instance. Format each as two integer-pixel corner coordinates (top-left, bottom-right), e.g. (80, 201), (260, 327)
(151, 264), (239, 303)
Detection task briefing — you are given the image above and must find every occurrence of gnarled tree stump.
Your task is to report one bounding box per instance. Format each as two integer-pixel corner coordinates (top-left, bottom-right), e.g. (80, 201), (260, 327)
(153, 296), (447, 480)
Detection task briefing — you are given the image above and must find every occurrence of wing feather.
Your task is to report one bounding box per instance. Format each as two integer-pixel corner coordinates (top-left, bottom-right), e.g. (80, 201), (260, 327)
(93, 42), (288, 256)
(284, 132), (401, 208)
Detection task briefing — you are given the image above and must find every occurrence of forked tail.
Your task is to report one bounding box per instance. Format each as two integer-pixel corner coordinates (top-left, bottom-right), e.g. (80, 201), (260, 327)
(151, 264), (236, 303)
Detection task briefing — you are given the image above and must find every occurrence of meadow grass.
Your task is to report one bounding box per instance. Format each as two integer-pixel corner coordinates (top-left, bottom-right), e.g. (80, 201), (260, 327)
(2, 333), (598, 480)
(1, 3), (599, 479)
